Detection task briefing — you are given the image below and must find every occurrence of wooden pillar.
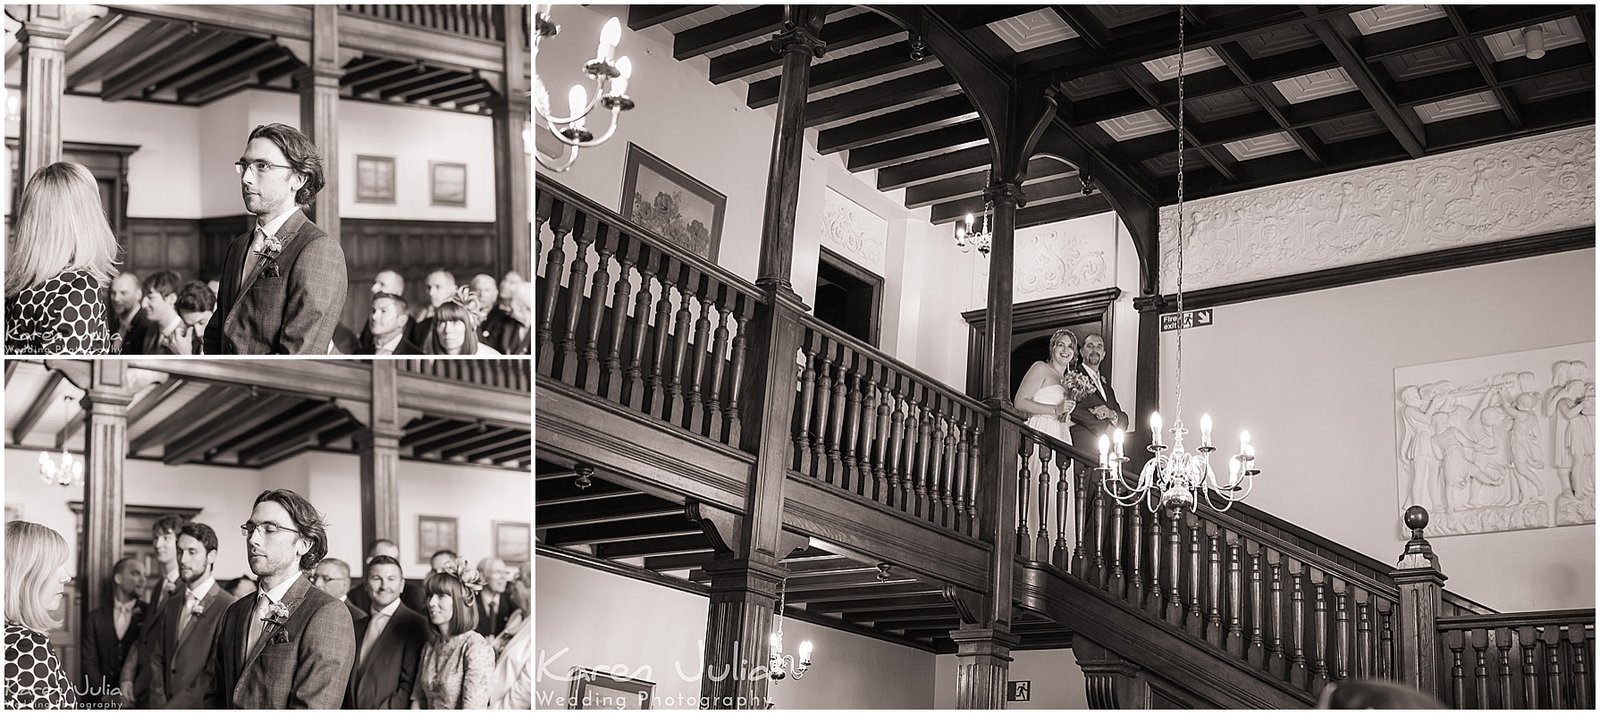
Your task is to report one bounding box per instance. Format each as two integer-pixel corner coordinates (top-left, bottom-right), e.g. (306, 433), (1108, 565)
(1130, 296), (1167, 463)
(754, 5), (826, 300)
(356, 362), (404, 553)
(493, 4), (531, 279)
(60, 362), (137, 623)
(12, 5), (88, 184)
(1391, 506), (1446, 697)
(700, 558), (786, 709)
(952, 628), (1021, 709)
(296, 4), (340, 237)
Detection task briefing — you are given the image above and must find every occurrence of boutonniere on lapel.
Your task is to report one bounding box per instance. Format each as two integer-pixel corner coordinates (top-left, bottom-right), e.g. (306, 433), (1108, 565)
(191, 601), (206, 617)
(256, 234), (286, 278)
(262, 601), (293, 645)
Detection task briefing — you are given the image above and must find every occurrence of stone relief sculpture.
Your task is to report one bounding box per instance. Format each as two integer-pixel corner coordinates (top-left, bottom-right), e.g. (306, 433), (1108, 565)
(1396, 350), (1595, 536)
(820, 188), (886, 274)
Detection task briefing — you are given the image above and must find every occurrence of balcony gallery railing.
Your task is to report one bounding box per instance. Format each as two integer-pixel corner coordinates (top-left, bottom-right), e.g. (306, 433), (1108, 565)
(1436, 610), (1594, 709)
(536, 179), (759, 449)
(340, 4), (503, 41)
(395, 359), (529, 391)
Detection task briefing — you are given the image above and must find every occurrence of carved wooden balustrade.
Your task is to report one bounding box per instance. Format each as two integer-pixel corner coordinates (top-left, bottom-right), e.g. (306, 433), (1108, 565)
(395, 358), (529, 391)
(536, 179), (758, 450)
(792, 316), (982, 538)
(340, 4), (503, 41)
(1436, 610), (1595, 709)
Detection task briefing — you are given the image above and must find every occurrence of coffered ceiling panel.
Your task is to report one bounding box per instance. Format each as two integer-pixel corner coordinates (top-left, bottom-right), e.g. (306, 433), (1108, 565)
(1142, 47), (1225, 81)
(1413, 91), (1499, 124)
(987, 9), (1079, 53)
(1098, 109), (1172, 141)
(1382, 43), (1472, 81)
(1273, 69), (1358, 104)
(1223, 132), (1300, 161)
(1348, 5), (1448, 36)
(1481, 17), (1585, 62)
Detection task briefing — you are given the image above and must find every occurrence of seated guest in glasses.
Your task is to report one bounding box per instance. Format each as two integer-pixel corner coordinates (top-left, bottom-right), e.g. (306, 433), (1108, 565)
(206, 124), (347, 355)
(361, 293), (424, 355)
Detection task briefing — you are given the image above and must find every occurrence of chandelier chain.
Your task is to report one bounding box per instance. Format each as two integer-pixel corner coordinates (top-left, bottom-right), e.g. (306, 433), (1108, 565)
(1174, 7), (1186, 427)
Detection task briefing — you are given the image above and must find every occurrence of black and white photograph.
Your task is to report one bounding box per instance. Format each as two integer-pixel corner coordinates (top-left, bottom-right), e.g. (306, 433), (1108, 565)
(534, 4), (1595, 710)
(4, 2), (532, 356)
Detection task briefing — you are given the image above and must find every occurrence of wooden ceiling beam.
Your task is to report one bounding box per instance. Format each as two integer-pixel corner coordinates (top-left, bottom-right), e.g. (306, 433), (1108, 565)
(804, 67), (960, 127)
(12, 372), (64, 446)
(1114, 66), (1238, 182)
(708, 12), (898, 85)
(427, 81), (491, 104)
(929, 174), (1089, 224)
(256, 56), (301, 86)
(1015, 193), (1115, 230)
(537, 478), (634, 506)
(641, 553), (717, 571)
(213, 402), (342, 456)
(128, 385), (243, 454)
(846, 121), (987, 172)
(877, 144), (989, 192)
(817, 95), (977, 155)
(546, 517), (702, 548)
(152, 40), (275, 93)
(597, 535), (715, 559)
(175, 45), (287, 102)
(351, 64), (432, 96)
(403, 418), (482, 449)
(473, 433), (536, 461)
(1051, 6), (1110, 54)
(70, 20), (189, 90)
(342, 59), (417, 87)
(1442, 5), (1523, 128)
(805, 595), (950, 613)
(673, 5), (783, 61)
(906, 156), (1074, 209)
(538, 497), (684, 531)
(1304, 12), (1426, 159)
(626, 5), (708, 32)
(65, 13), (125, 61)
(784, 582), (943, 603)
(376, 68), (459, 100)
(440, 427), (527, 460)
(844, 607), (958, 624)
(102, 29), (237, 101)
(783, 572), (919, 589)
(1211, 42), (1323, 165)
(107, 4), (311, 42)
(315, 419), (361, 447)
(747, 42), (928, 109)
(163, 394), (296, 465)
(403, 75), (481, 102)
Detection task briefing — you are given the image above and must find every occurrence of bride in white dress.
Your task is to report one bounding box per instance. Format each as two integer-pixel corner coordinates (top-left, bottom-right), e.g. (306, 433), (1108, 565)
(1013, 328), (1079, 447)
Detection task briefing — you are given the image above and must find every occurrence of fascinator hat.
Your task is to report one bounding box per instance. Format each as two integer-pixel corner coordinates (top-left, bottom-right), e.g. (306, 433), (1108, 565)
(439, 558), (486, 603)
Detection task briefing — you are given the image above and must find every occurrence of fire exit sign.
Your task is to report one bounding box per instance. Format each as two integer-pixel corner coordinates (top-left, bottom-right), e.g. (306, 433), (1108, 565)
(1007, 681), (1031, 702)
(1160, 308), (1214, 332)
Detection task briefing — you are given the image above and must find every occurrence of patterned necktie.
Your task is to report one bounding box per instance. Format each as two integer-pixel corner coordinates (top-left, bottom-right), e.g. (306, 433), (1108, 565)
(358, 610), (389, 668)
(245, 594), (270, 658)
(241, 227), (268, 283)
(177, 591), (197, 642)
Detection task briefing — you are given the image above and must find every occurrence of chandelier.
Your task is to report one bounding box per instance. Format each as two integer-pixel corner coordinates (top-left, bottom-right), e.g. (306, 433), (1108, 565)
(1095, 7), (1259, 513)
(768, 580), (814, 680)
(533, 7), (636, 172)
(39, 397), (83, 488)
(954, 171), (994, 256)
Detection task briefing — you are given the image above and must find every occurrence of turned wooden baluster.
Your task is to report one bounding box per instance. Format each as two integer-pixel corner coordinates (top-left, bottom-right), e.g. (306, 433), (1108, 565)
(1092, 473), (1109, 589)
(856, 361), (881, 499)
(1471, 628), (1489, 709)
(926, 397), (948, 525)
(885, 373), (907, 508)
(912, 385), (934, 518)
(1543, 626), (1565, 708)
(1379, 601), (1396, 680)
(1127, 504), (1145, 606)
(537, 201), (574, 375)
(793, 332), (820, 472)
(1035, 446), (1052, 559)
(953, 407), (971, 533)
(1184, 513), (1203, 637)
(1494, 626), (1515, 708)
(1288, 560), (1309, 689)
(557, 215), (595, 383)
(1017, 435), (1034, 559)
(809, 336), (837, 480)
(1108, 497), (1126, 596)
(840, 354), (863, 494)
(1146, 507), (1164, 616)
(826, 343), (852, 484)
(683, 277), (714, 433)
(702, 286), (733, 441)
(601, 236), (639, 401)
(1205, 523), (1224, 647)
(898, 381), (922, 513)
(1569, 622), (1590, 709)
(662, 268), (697, 423)
(1072, 458), (1091, 578)
(1165, 511), (1183, 626)
(579, 225), (616, 392)
(1310, 571), (1330, 689)
(1333, 581), (1350, 681)
(1267, 551), (1287, 677)
(1518, 625), (1539, 707)
(1226, 536), (1244, 657)
(870, 369), (892, 504)
(1445, 630), (1466, 707)
(644, 257), (679, 417)
(622, 248), (661, 410)
(939, 409), (957, 529)
(1354, 592), (1373, 678)
(965, 418), (980, 537)
(723, 294), (753, 445)
(1053, 450), (1070, 570)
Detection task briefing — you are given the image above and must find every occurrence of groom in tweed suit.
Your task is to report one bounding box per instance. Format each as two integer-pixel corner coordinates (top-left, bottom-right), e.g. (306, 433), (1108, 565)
(204, 123), (346, 354)
(204, 490), (354, 708)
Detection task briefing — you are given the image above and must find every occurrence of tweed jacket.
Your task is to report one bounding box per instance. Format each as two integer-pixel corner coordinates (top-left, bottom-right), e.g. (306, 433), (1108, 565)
(202, 574), (355, 709)
(204, 209), (347, 354)
(148, 579), (236, 708)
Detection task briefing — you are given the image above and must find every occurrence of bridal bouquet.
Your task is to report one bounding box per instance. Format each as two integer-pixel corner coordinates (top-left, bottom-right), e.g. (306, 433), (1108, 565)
(1061, 369), (1096, 401)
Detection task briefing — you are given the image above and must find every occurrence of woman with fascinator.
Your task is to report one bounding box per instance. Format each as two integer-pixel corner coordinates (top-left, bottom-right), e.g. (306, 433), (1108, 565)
(414, 559), (495, 708)
(425, 287), (503, 356)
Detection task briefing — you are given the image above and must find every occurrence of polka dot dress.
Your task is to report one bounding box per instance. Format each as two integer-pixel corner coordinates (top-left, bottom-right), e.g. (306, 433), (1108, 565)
(4, 269), (110, 355)
(4, 621), (76, 708)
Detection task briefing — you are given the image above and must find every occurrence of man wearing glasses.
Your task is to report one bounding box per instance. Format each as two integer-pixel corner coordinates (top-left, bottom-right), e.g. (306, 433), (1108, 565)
(204, 123), (347, 354)
(202, 489), (355, 708)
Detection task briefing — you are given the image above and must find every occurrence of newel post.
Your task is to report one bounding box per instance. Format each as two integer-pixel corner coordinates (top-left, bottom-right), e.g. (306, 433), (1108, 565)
(1390, 506), (1446, 696)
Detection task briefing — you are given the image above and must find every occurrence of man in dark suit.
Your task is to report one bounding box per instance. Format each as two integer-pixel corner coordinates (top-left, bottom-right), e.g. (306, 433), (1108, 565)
(109, 272), (159, 355)
(148, 522), (237, 708)
(205, 123), (347, 355)
(406, 269), (457, 347)
(359, 294), (424, 355)
(473, 557), (514, 637)
(204, 489), (355, 708)
(81, 557), (148, 705)
(346, 539), (426, 615)
(344, 555), (429, 709)
(1069, 332), (1130, 447)
(120, 514), (186, 707)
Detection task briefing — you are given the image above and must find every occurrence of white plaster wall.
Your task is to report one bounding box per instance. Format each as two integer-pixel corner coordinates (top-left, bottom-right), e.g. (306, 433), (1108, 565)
(198, 91), (255, 217)
(337, 99), (497, 222)
(933, 649), (1088, 709)
(1154, 250), (1596, 611)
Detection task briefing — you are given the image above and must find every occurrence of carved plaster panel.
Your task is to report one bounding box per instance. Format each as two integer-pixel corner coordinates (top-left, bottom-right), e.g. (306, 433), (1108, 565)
(970, 214), (1115, 308)
(1394, 344), (1595, 537)
(820, 187), (887, 275)
(1157, 126), (1596, 292)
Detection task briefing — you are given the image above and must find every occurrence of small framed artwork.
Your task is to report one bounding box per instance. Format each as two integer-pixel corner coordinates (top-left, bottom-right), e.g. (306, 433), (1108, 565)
(493, 521), (530, 567)
(431, 161), (467, 206)
(355, 155), (395, 203)
(569, 667), (654, 709)
(416, 515), (458, 564)
(621, 143), (725, 262)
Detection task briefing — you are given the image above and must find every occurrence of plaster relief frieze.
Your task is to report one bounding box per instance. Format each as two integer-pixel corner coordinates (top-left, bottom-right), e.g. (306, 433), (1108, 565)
(1159, 126), (1596, 292)
(820, 187), (887, 274)
(969, 217), (1116, 309)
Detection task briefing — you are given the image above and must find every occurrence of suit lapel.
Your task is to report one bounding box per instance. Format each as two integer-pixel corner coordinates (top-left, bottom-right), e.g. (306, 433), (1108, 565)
(242, 576), (312, 672)
(231, 210), (309, 314)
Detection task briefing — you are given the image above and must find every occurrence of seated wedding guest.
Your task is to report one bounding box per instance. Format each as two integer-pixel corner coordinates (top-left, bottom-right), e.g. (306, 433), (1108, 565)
(500, 282), (533, 355)
(345, 555), (429, 709)
(473, 558), (514, 638)
(487, 567), (531, 709)
(409, 268), (458, 346)
(121, 513), (186, 706)
(414, 560), (494, 709)
(81, 557), (148, 705)
(4, 162), (117, 355)
(349, 539), (408, 612)
(498, 271), (525, 311)
(173, 280), (216, 354)
(405, 550), (457, 613)
(363, 293), (425, 355)
(425, 301), (502, 356)
(311, 557), (365, 625)
(109, 271), (156, 354)
(140, 269), (194, 355)
(358, 270), (411, 350)
(147, 522), (236, 708)
(4, 521), (77, 708)
(471, 274), (514, 352)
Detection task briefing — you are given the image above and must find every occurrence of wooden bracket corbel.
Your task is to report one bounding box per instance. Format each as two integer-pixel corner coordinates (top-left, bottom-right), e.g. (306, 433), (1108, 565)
(942, 585), (985, 625)
(684, 502), (743, 555)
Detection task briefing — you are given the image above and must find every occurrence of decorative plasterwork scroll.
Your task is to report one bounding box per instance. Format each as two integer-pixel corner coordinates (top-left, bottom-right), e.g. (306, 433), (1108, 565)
(1394, 343), (1595, 537)
(970, 215), (1114, 308)
(820, 187), (886, 274)
(1158, 126), (1596, 293)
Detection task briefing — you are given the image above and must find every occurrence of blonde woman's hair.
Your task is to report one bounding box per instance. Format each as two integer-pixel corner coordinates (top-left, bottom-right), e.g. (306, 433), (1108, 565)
(5, 521), (70, 631)
(5, 162), (120, 297)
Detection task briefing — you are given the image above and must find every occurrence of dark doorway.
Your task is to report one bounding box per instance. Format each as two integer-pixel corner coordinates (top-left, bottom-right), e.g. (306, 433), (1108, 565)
(814, 246), (882, 347)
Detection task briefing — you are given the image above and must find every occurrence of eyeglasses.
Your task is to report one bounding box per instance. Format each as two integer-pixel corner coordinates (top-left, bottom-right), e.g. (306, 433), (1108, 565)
(234, 160), (295, 176)
(309, 573), (347, 583)
(240, 521), (301, 537)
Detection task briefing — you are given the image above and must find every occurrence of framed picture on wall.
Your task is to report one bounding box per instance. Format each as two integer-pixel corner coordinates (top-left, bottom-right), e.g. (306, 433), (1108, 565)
(431, 161), (467, 206)
(416, 515), (458, 564)
(355, 155), (395, 203)
(493, 521), (530, 567)
(569, 667), (654, 709)
(620, 143), (724, 262)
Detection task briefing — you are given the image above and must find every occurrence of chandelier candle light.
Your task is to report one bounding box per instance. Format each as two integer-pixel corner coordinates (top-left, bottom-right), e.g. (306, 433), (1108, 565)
(39, 396), (83, 488)
(533, 7), (636, 172)
(1095, 7), (1259, 514)
(954, 171), (995, 256)
(767, 581), (814, 680)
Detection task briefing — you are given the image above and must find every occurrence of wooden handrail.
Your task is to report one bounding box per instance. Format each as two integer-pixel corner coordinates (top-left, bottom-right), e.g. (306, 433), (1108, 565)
(339, 4), (503, 41)
(1438, 609), (1596, 630)
(797, 313), (984, 414)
